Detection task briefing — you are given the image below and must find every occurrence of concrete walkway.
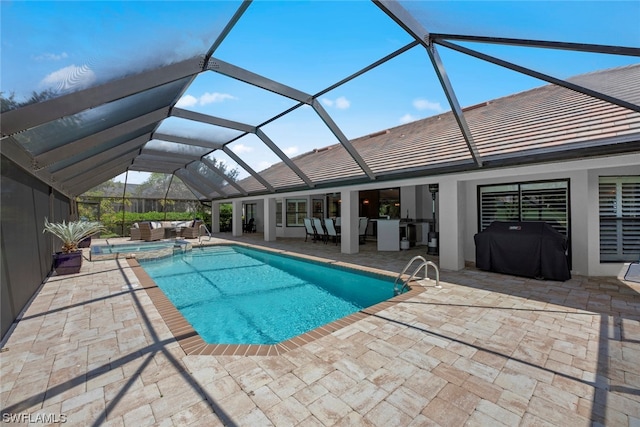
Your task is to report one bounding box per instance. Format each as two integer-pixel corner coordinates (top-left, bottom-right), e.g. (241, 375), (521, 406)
(1, 234), (639, 426)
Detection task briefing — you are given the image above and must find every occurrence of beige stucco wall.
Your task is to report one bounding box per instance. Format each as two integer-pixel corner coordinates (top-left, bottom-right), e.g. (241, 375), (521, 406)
(220, 152), (639, 277)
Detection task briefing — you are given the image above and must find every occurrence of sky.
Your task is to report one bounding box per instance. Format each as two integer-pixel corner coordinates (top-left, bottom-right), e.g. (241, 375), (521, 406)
(2, 1), (639, 185)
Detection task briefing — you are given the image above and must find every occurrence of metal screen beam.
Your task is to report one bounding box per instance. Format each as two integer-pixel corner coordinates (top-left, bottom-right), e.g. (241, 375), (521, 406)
(374, 0), (483, 167)
(205, 57), (313, 104)
(132, 159), (186, 169)
(200, 157), (248, 196)
(171, 107), (255, 133)
(51, 137), (147, 181)
(63, 154), (135, 194)
(179, 169), (225, 198)
(255, 128), (315, 188)
(312, 99), (376, 180)
(35, 108), (168, 168)
(1, 57), (202, 136)
(152, 131), (223, 150)
(435, 39), (640, 113)
(221, 146), (275, 192)
(47, 134), (149, 175)
(138, 149), (202, 164)
(129, 164), (179, 174)
(204, 1), (252, 62)
(429, 33), (640, 57)
(175, 170), (216, 199)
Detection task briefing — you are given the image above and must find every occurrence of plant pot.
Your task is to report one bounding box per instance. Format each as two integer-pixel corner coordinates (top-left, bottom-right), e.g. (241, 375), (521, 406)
(53, 251), (83, 275)
(78, 236), (91, 248)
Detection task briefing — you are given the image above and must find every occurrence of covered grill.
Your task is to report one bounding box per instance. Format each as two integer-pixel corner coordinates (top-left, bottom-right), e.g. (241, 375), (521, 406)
(474, 221), (571, 281)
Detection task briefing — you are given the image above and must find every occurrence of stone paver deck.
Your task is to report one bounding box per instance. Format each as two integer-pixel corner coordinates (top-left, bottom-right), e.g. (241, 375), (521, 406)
(1, 233), (639, 426)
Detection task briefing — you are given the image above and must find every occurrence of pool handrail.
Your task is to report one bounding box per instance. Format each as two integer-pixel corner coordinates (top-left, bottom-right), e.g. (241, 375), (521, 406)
(394, 255), (441, 295)
(198, 223), (212, 243)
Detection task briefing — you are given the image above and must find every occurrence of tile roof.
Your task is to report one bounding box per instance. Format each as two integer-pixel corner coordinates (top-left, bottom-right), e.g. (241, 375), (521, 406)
(238, 64), (640, 194)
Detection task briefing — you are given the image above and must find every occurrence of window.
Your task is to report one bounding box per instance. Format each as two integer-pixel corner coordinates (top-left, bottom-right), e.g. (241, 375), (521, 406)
(327, 193), (341, 218)
(599, 176), (640, 262)
(312, 198), (324, 219)
(286, 199), (306, 227)
(479, 179), (569, 237)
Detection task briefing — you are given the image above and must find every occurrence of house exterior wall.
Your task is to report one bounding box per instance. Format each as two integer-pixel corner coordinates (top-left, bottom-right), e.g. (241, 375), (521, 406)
(225, 152), (638, 277)
(458, 153), (639, 277)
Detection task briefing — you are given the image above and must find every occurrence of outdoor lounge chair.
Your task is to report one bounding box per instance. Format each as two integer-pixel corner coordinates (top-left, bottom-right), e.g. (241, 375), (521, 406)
(313, 218), (327, 243)
(304, 218), (317, 242)
(139, 222), (164, 241)
(359, 217), (369, 244)
(181, 220), (203, 239)
(324, 218), (340, 245)
(130, 223), (142, 240)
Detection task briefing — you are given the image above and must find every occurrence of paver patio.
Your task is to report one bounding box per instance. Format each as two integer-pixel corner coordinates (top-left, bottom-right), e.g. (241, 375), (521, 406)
(1, 233), (639, 426)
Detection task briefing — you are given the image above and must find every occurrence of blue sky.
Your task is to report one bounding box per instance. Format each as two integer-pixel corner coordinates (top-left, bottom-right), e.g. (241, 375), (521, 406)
(2, 1), (639, 184)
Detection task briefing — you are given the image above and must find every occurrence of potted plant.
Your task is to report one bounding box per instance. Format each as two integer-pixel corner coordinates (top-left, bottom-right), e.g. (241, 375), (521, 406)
(43, 218), (105, 275)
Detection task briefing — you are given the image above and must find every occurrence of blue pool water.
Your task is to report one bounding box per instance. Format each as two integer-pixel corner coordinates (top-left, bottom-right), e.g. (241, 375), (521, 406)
(139, 245), (394, 344)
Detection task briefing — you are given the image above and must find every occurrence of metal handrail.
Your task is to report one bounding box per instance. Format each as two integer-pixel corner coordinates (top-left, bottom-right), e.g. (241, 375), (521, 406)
(394, 255), (441, 295)
(198, 223), (212, 243)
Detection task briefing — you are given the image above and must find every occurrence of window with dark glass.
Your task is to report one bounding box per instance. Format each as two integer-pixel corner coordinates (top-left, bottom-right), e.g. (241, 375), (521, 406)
(478, 179), (569, 237)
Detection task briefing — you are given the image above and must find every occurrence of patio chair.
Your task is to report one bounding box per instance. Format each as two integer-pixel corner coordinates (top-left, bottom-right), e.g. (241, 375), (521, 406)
(324, 218), (340, 245)
(139, 222), (164, 242)
(243, 218), (256, 233)
(313, 217), (327, 243)
(130, 223), (142, 240)
(181, 220), (203, 239)
(359, 217), (369, 244)
(304, 218), (317, 242)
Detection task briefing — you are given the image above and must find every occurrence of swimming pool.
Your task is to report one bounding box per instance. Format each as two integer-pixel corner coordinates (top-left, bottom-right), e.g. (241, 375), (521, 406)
(139, 245), (395, 345)
(90, 240), (191, 261)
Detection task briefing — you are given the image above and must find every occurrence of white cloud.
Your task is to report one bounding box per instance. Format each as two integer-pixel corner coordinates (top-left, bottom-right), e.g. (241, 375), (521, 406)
(399, 113), (417, 124)
(175, 94), (198, 107)
(176, 92), (236, 108)
(33, 52), (69, 61)
(40, 64), (96, 92)
(199, 92), (236, 105)
(283, 146), (299, 157)
(231, 143), (252, 154)
(335, 96), (350, 109)
(320, 96), (350, 109)
(413, 98), (442, 112)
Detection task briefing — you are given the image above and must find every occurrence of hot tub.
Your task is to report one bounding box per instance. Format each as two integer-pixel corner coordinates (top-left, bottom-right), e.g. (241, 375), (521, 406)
(90, 240), (192, 261)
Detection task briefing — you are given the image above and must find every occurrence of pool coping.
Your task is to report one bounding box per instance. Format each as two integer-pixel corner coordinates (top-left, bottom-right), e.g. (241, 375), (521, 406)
(127, 242), (426, 356)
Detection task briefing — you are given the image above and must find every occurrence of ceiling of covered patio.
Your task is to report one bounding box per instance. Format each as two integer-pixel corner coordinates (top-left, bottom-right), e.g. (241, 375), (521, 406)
(2, 0), (639, 202)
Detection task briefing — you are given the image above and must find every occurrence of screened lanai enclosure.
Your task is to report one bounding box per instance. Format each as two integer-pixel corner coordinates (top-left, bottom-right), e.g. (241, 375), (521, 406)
(1, 0), (639, 337)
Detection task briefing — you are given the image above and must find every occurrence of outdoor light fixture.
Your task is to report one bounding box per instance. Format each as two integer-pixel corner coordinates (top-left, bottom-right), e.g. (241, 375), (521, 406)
(428, 184), (439, 255)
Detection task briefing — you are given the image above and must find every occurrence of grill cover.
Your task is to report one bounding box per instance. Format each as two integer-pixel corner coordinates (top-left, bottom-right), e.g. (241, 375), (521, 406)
(474, 221), (571, 281)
